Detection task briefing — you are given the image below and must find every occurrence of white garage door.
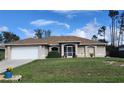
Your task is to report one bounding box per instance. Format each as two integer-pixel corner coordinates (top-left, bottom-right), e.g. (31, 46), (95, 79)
(11, 46), (39, 59)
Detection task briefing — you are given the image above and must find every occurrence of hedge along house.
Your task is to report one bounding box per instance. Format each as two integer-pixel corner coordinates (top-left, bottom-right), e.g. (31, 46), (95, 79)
(5, 36), (106, 60)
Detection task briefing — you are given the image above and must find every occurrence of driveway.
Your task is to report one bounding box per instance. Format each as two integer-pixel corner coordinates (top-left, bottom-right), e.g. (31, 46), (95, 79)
(0, 59), (33, 73)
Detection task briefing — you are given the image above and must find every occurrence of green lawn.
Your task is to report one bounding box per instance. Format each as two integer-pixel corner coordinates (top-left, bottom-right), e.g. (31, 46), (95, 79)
(1, 58), (124, 83)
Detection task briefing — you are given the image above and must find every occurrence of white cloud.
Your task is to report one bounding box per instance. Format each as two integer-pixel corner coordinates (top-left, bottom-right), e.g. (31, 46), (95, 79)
(66, 14), (76, 19)
(52, 10), (100, 14)
(69, 18), (99, 39)
(0, 26), (9, 32)
(52, 10), (77, 14)
(53, 10), (79, 19)
(30, 19), (70, 29)
(69, 28), (86, 38)
(69, 18), (111, 42)
(53, 10), (101, 20)
(18, 28), (34, 38)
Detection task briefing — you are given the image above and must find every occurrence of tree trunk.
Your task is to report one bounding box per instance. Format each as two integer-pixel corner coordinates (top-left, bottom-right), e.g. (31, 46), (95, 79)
(118, 31), (120, 46)
(115, 20), (118, 46)
(111, 17), (114, 46)
(104, 30), (105, 41)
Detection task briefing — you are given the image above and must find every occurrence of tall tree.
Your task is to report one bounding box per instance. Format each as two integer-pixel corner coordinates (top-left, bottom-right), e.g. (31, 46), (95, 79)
(34, 29), (51, 39)
(108, 10), (119, 46)
(118, 11), (124, 46)
(2, 31), (19, 43)
(0, 34), (3, 43)
(98, 26), (106, 40)
(34, 29), (44, 39)
(45, 30), (51, 38)
(92, 35), (97, 41)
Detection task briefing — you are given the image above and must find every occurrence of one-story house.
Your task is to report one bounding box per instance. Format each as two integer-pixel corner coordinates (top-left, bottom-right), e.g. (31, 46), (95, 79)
(5, 36), (106, 60)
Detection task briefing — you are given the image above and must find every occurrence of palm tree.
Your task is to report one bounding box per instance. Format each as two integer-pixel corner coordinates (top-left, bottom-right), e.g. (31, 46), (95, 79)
(108, 10), (119, 46)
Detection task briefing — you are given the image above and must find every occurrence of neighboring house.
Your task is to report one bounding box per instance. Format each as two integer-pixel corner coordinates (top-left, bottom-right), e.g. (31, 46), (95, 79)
(118, 45), (124, 57)
(4, 36), (106, 60)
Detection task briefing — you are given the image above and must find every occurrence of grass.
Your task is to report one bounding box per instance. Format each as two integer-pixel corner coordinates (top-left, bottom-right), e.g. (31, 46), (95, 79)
(1, 57), (124, 83)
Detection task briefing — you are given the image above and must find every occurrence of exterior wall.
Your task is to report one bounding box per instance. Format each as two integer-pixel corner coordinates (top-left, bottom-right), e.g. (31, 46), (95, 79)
(5, 46), (11, 60)
(75, 44), (78, 56)
(5, 46), (8, 59)
(48, 44), (106, 58)
(38, 45), (49, 59)
(95, 45), (106, 57)
(61, 44), (64, 57)
(86, 46), (95, 57)
(5, 44), (106, 60)
(77, 45), (106, 57)
(44, 46), (49, 58)
(49, 47), (52, 52)
(77, 46), (85, 57)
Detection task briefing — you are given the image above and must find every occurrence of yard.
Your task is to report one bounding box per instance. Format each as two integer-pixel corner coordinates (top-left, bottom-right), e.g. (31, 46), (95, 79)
(1, 58), (124, 83)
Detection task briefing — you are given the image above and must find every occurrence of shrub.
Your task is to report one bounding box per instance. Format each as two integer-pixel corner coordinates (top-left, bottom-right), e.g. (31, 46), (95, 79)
(47, 51), (61, 58)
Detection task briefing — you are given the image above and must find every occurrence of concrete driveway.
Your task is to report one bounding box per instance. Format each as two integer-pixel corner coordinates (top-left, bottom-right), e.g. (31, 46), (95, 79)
(0, 59), (33, 73)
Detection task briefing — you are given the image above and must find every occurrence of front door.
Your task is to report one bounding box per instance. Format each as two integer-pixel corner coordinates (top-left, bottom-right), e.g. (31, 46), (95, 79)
(64, 45), (75, 58)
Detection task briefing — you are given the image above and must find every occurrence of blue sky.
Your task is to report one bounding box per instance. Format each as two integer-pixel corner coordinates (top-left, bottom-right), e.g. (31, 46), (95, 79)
(0, 10), (117, 41)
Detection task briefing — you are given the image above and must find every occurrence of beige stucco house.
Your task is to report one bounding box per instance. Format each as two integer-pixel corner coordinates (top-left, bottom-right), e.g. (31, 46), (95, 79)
(5, 36), (106, 60)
